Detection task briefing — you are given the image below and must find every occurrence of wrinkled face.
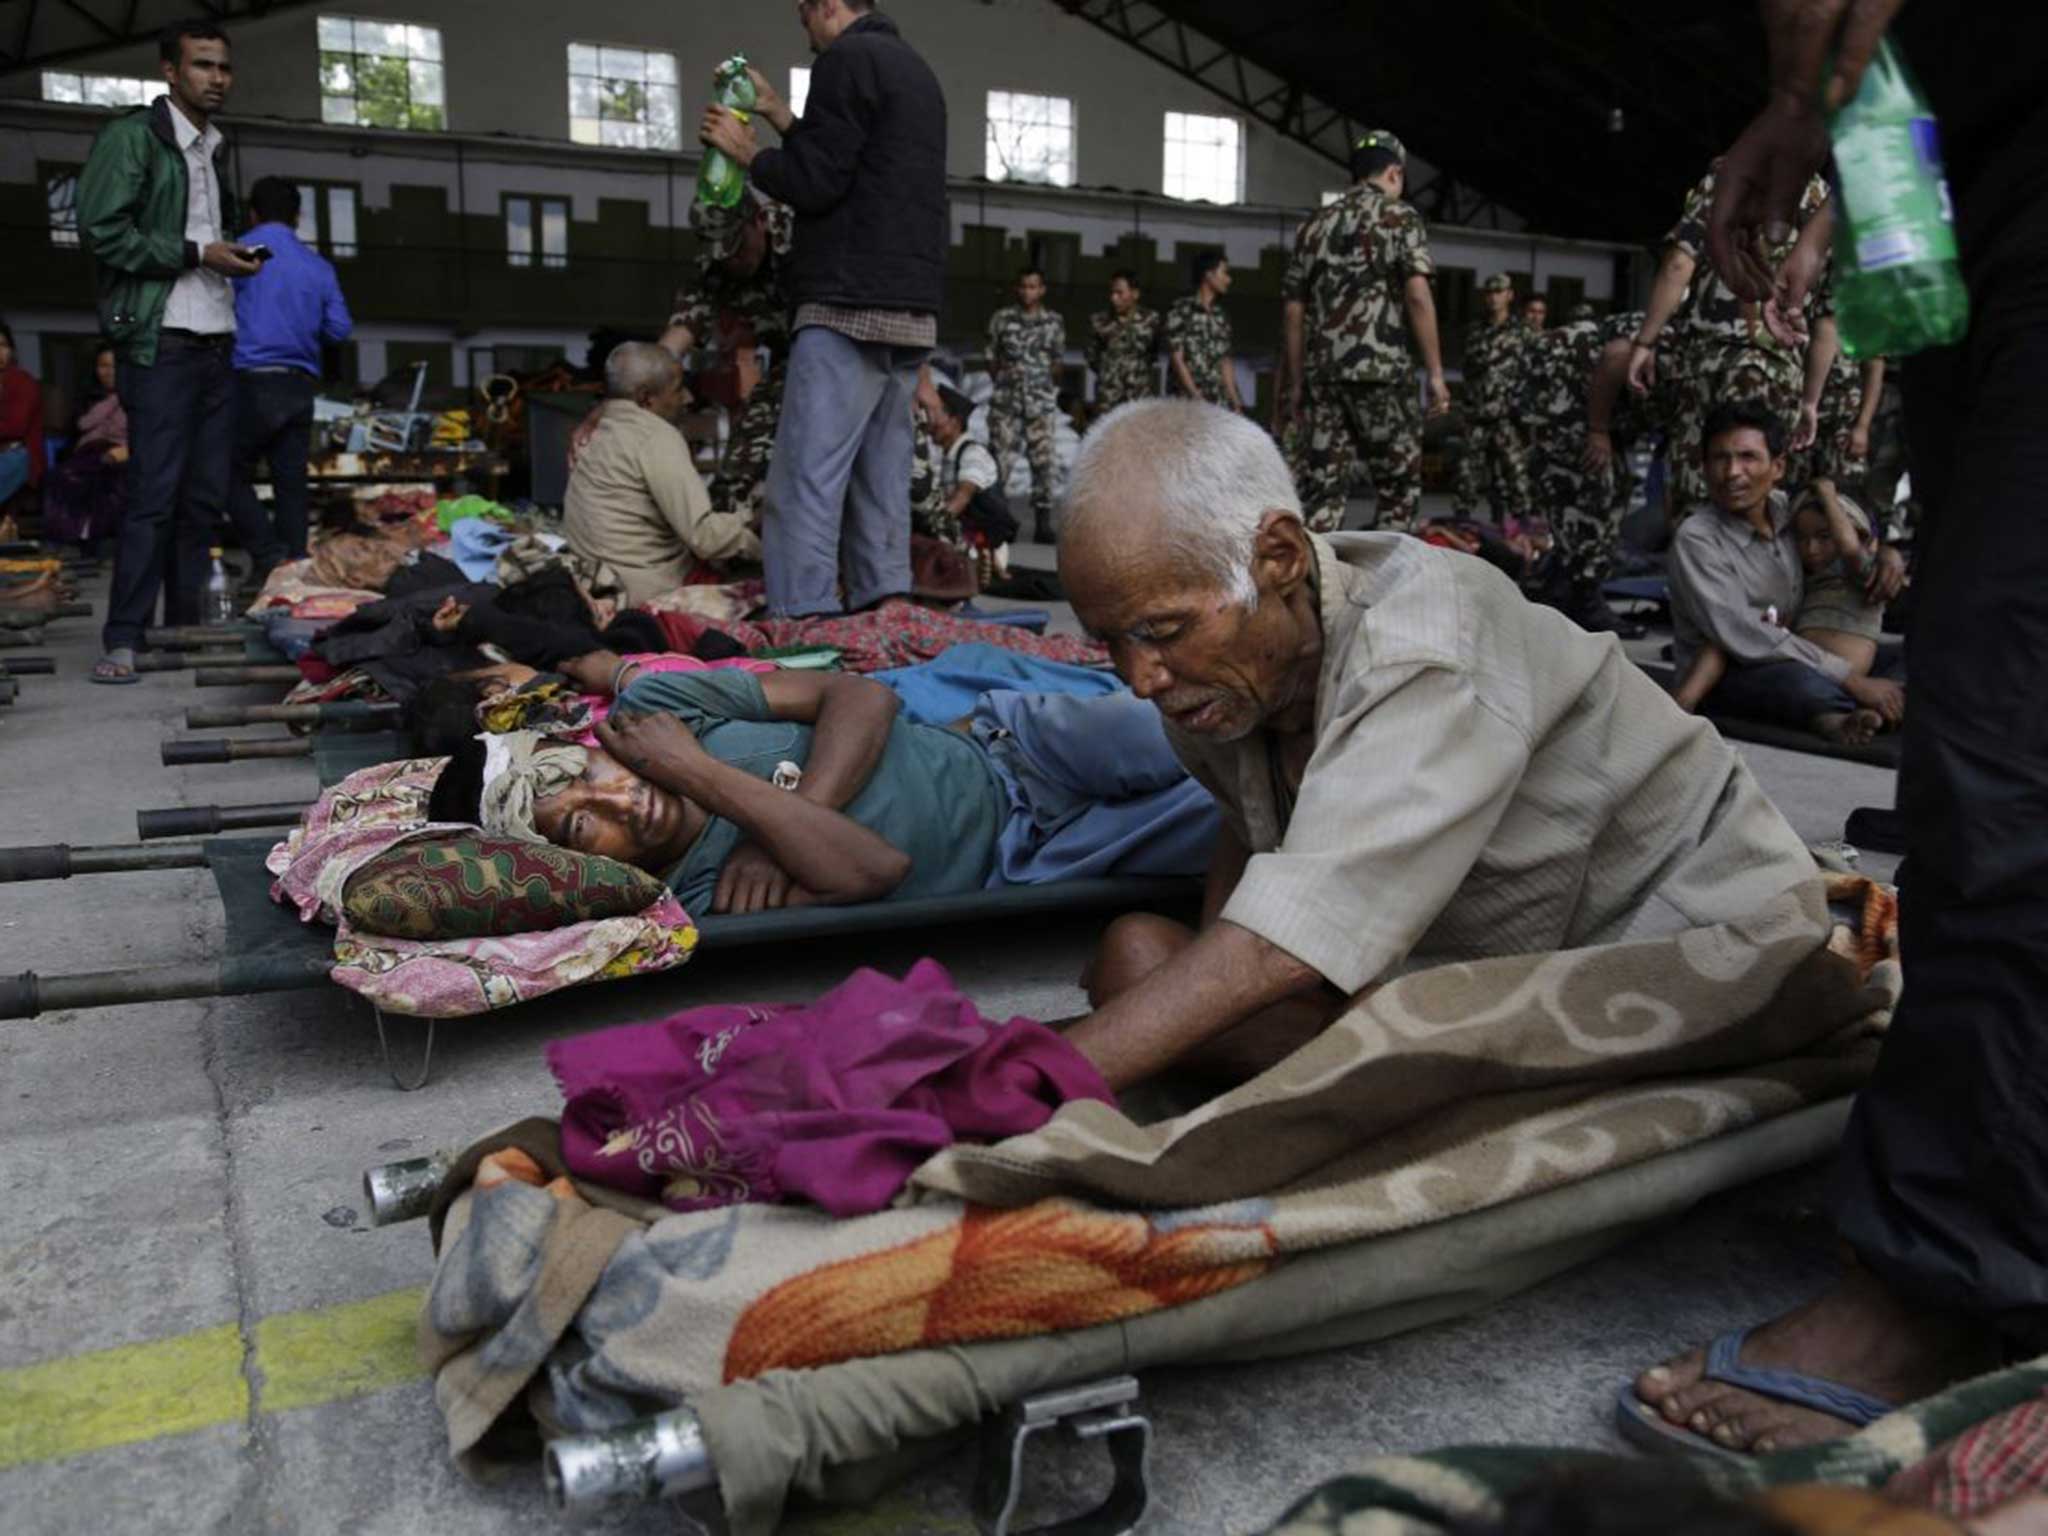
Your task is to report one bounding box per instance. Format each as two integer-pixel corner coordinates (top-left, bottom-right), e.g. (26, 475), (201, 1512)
(1017, 272), (1047, 309)
(1704, 426), (1785, 516)
(639, 369), (689, 423)
(1793, 505), (1839, 573)
(1483, 288), (1511, 321)
(1063, 515), (1308, 743)
(95, 349), (117, 392)
(1109, 277), (1138, 315)
(164, 35), (232, 118)
(1523, 298), (1548, 330)
(533, 747), (691, 872)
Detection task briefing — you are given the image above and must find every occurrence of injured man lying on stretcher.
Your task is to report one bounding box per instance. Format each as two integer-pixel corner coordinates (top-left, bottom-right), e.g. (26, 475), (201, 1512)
(426, 662), (1218, 916)
(1056, 400), (1824, 1091)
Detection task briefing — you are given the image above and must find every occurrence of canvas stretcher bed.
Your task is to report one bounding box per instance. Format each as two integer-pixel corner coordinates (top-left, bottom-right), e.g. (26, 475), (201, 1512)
(385, 874), (1896, 1534)
(0, 831), (1196, 1025)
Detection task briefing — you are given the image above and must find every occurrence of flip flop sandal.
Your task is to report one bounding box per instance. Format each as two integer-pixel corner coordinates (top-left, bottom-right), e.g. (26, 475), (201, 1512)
(90, 652), (141, 686)
(1614, 1327), (1897, 1463)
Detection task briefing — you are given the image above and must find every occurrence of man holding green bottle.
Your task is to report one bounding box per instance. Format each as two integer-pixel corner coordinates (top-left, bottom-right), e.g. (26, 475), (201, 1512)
(698, 0), (947, 619)
(1628, 1), (2048, 1461)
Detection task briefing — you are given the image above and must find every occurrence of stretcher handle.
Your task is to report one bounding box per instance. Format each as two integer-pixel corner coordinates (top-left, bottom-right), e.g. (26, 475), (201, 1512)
(136, 802), (308, 840)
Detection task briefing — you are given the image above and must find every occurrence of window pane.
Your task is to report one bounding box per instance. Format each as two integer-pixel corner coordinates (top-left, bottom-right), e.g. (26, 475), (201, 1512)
(320, 53), (354, 94)
(541, 200), (569, 265)
(645, 51), (676, 85)
(789, 67), (810, 117)
(407, 25), (440, 61)
(505, 198), (532, 266)
(568, 43), (598, 77)
(1163, 112), (1241, 203)
(48, 172), (80, 248)
(296, 184), (321, 244)
(408, 60), (443, 107)
(42, 72), (84, 103)
(408, 102), (445, 131)
(361, 21), (408, 57)
(570, 116), (601, 145)
(645, 85), (680, 148)
(322, 94), (358, 126)
(568, 76), (600, 118)
(985, 91), (1074, 187)
(317, 16), (353, 49)
(327, 187), (357, 257)
(597, 46), (645, 81)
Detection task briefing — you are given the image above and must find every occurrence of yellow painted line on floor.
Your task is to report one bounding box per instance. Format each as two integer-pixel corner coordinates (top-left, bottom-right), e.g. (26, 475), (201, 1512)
(0, 1286), (428, 1470)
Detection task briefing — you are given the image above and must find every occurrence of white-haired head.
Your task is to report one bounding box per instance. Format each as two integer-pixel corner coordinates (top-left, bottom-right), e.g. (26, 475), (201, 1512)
(1060, 399), (1301, 607)
(604, 341), (680, 404)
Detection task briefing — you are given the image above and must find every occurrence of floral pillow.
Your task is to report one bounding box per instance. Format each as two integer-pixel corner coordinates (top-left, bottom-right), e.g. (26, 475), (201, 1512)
(341, 834), (666, 940)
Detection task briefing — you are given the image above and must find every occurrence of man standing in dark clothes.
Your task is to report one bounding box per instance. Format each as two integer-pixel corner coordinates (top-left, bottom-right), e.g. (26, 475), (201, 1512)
(698, 0), (946, 619)
(1628, 2), (2048, 1457)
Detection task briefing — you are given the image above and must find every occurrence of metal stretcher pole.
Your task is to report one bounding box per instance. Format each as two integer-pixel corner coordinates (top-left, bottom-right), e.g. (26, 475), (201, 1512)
(0, 842), (210, 884)
(0, 951), (334, 1020)
(0, 627), (45, 648)
(193, 666), (304, 688)
(131, 650), (242, 673)
(162, 738), (315, 765)
(544, 1409), (718, 1512)
(0, 656), (54, 674)
(186, 701), (398, 729)
(0, 601), (90, 623)
(136, 803), (308, 839)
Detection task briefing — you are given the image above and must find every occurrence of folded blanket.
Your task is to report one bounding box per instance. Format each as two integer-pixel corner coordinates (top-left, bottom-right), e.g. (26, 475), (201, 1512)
(421, 875), (1895, 1526)
(266, 759), (696, 1017)
(549, 959), (1113, 1217)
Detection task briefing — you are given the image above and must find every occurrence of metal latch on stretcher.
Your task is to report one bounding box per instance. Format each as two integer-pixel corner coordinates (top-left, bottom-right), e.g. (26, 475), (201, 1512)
(973, 1375), (1152, 1536)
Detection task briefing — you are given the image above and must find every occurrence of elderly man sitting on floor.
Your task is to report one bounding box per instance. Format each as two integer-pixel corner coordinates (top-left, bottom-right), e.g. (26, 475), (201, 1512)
(565, 341), (762, 606)
(1059, 399), (1821, 1091)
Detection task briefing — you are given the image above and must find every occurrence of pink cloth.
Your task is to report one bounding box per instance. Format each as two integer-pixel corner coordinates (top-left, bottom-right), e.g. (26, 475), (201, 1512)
(548, 959), (1115, 1217)
(74, 394), (128, 454)
(574, 653), (775, 743)
(265, 757), (698, 1018)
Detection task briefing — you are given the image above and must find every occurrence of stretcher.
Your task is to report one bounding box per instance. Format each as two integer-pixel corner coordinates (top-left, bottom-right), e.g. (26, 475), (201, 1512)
(0, 828), (1196, 1085)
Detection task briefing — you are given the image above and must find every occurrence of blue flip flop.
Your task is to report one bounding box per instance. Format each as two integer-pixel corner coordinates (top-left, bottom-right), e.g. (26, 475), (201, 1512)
(1614, 1327), (1898, 1463)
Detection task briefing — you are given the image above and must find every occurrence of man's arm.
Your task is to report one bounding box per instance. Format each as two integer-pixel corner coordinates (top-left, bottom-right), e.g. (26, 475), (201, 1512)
(1200, 821), (1251, 927)
(1670, 527), (1851, 677)
(1222, 354), (1243, 412)
(1582, 337), (1633, 472)
(77, 129), (194, 277)
(746, 50), (868, 216)
(1629, 246), (1698, 391)
(1168, 347), (1201, 399)
(1402, 274), (1450, 414)
(1795, 313), (1840, 450)
(1851, 357), (1885, 444)
(648, 433), (762, 561)
(1283, 299), (1307, 420)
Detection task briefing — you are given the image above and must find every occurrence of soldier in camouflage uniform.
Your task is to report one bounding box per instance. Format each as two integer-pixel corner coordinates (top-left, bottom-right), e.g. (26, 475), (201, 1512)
(985, 267), (1067, 542)
(1630, 167), (1837, 512)
(1806, 352), (1886, 493)
(1281, 130), (1450, 532)
(1165, 251), (1242, 411)
(909, 370), (954, 546)
(1087, 269), (1162, 419)
(1453, 273), (1535, 522)
(666, 191), (797, 524)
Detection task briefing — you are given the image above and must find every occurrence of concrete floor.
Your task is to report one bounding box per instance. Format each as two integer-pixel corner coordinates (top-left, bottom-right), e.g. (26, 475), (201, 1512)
(0, 527), (1901, 1536)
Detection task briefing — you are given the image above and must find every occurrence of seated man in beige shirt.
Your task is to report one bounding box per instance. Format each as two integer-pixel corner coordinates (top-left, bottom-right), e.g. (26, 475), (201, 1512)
(565, 342), (761, 606)
(1058, 399), (1818, 1091)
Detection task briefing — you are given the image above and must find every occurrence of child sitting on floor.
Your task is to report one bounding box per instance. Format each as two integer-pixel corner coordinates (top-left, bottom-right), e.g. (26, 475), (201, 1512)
(1673, 480), (1897, 745)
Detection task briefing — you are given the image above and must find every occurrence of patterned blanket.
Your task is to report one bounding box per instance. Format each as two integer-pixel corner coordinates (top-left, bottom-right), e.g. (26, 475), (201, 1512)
(267, 759), (696, 1017)
(419, 875), (1896, 1530)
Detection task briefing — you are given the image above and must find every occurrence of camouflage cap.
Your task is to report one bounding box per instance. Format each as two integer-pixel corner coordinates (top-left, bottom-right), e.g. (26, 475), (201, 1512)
(1354, 128), (1406, 164)
(1481, 273), (1513, 292)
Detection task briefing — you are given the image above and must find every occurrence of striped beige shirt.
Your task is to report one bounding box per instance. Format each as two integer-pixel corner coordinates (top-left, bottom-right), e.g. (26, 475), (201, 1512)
(1169, 532), (1815, 993)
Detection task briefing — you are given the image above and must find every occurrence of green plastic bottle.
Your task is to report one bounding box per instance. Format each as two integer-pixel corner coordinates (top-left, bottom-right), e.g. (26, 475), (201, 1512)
(1826, 37), (1969, 358)
(698, 55), (758, 209)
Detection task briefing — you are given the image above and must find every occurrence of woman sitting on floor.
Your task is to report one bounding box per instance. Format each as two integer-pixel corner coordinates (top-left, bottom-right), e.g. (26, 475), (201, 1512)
(426, 658), (1217, 916)
(39, 340), (128, 555)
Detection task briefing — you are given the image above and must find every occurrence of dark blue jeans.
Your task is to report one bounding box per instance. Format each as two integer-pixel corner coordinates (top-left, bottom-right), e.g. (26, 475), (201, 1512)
(1704, 656), (1860, 728)
(225, 368), (318, 568)
(104, 332), (236, 652)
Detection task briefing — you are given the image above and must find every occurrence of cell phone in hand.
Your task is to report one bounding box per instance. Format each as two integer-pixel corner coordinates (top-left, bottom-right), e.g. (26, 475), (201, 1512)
(245, 244), (273, 262)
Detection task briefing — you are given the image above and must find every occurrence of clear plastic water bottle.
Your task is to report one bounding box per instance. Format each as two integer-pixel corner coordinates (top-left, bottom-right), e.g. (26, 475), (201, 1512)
(204, 546), (237, 625)
(697, 56), (757, 210)
(1826, 37), (1969, 358)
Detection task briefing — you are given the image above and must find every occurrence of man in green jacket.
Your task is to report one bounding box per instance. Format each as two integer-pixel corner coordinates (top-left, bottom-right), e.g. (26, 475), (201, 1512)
(79, 19), (260, 682)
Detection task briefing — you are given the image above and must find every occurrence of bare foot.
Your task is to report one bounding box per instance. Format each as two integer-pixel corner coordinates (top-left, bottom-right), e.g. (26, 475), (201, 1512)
(1813, 709), (1885, 747)
(1633, 1268), (1999, 1455)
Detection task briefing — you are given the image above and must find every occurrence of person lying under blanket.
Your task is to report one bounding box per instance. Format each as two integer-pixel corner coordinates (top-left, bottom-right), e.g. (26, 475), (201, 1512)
(426, 662), (1218, 916)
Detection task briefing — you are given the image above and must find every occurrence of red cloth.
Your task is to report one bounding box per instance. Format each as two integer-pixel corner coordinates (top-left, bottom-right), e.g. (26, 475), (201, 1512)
(548, 959), (1114, 1217)
(1888, 1389), (2048, 1519)
(0, 366), (46, 489)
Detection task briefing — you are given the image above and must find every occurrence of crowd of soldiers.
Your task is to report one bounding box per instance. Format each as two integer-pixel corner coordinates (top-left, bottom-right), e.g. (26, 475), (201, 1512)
(657, 125), (1899, 634)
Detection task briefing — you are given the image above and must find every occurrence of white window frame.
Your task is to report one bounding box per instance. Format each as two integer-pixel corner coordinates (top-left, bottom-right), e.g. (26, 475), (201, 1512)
(293, 182), (361, 260)
(1163, 111), (1245, 205)
(505, 193), (571, 271)
(41, 71), (168, 109)
(566, 42), (681, 151)
(317, 16), (446, 131)
(46, 167), (81, 249)
(984, 91), (1076, 188)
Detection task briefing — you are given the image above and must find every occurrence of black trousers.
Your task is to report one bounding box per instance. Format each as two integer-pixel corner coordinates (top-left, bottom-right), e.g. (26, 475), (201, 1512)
(1828, 283), (2048, 1346)
(225, 368), (318, 568)
(103, 332), (235, 652)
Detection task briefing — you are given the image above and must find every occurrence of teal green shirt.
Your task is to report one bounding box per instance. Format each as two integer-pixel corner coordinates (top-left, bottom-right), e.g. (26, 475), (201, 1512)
(617, 670), (1005, 913)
